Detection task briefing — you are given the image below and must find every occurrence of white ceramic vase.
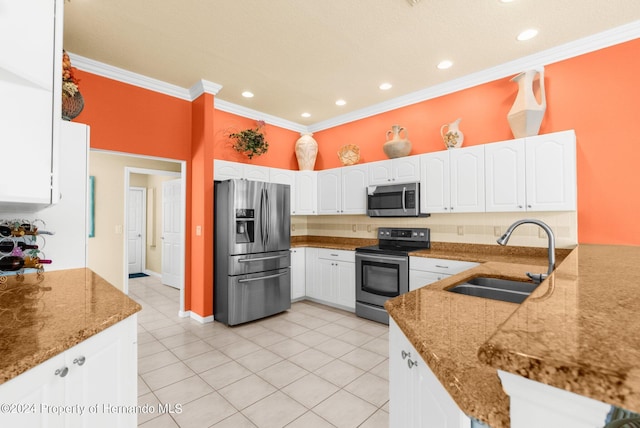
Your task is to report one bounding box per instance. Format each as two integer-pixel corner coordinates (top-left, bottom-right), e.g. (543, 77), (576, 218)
(507, 67), (546, 139)
(295, 132), (318, 170)
(383, 125), (412, 159)
(440, 118), (464, 149)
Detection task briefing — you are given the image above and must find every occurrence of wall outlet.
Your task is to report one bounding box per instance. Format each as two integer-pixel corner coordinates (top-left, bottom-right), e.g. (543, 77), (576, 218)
(196, 225), (202, 236)
(114, 224), (123, 234)
(352, 224), (357, 232)
(291, 224), (296, 232)
(367, 224), (372, 233)
(457, 225), (464, 236)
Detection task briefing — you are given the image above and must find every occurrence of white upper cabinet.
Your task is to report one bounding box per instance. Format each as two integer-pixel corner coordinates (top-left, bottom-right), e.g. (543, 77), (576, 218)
(270, 168), (296, 214)
(317, 168), (342, 214)
(295, 171), (317, 215)
(369, 156), (421, 185)
(524, 130), (576, 211)
(420, 146), (484, 213)
(485, 130), (576, 212)
(213, 160), (270, 182)
(0, 0), (62, 207)
(318, 165), (368, 215)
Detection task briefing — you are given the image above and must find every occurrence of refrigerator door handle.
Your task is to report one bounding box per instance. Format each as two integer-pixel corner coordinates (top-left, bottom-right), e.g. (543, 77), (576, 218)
(238, 271), (288, 283)
(265, 188), (270, 247)
(238, 254), (288, 263)
(260, 188), (266, 248)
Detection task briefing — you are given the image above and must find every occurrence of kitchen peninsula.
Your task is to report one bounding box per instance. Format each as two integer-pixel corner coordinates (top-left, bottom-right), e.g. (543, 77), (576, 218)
(0, 268), (141, 427)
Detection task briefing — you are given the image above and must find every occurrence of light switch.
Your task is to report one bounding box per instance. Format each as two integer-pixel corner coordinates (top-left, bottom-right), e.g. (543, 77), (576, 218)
(196, 225), (202, 236)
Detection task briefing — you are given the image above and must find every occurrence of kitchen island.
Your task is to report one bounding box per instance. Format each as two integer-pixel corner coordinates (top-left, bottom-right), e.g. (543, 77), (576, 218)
(386, 244), (640, 427)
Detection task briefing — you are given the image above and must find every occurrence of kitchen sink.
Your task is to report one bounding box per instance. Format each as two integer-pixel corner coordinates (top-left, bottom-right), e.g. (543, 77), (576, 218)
(447, 276), (539, 304)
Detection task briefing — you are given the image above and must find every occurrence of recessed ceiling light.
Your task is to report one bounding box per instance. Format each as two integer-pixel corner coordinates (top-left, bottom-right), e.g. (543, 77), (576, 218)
(335, 99), (346, 106)
(241, 91), (254, 98)
(379, 83), (392, 90)
(437, 60), (453, 70)
(517, 28), (538, 41)
(499, 0), (515, 3)
(301, 112), (311, 118)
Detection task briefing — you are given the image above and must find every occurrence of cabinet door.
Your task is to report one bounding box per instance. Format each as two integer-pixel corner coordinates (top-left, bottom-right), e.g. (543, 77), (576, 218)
(290, 248), (306, 300)
(317, 169), (341, 214)
(65, 315), (137, 428)
(393, 156), (421, 183)
(525, 131), (577, 211)
(0, 353), (65, 428)
(214, 160), (244, 180)
(270, 168), (296, 214)
(295, 171), (317, 215)
(485, 139), (526, 212)
(450, 145), (485, 213)
(420, 152), (450, 213)
(389, 318), (418, 428)
(409, 270), (449, 291)
(336, 261), (355, 310)
(341, 165), (368, 214)
(304, 247), (320, 298)
(369, 160), (394, 185)
(317, 258), (337, 302)
(243, 165), (270, 182)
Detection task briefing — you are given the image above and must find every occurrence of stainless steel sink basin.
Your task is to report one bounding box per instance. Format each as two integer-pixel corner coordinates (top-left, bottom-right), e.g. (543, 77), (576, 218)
(447, 276), (539, 304)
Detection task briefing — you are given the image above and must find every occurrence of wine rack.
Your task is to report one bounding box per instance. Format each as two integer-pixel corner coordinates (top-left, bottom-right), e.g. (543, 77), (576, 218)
(0, 219), (54, 285)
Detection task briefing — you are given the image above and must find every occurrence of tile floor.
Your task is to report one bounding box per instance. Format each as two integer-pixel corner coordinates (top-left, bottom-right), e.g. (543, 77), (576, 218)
(130, 275), (390, 428)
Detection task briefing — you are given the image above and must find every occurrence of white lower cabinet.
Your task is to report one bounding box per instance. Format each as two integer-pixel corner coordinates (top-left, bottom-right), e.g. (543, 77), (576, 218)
(306, 249), (355, 310)
(409, 257), (479, 291)
(390, 318), (471, 428)
(0, 315), (138, 428)
(290, 247), (306, 300)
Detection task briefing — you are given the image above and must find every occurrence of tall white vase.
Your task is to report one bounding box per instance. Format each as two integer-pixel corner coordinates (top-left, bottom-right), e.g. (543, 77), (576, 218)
(295, 132), (318, 170)
(507, 67), (546, 139)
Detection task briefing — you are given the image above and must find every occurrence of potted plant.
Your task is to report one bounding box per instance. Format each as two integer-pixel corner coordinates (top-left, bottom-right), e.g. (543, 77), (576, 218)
(61, 50), (84, 120)
(229, 120), (269, 159)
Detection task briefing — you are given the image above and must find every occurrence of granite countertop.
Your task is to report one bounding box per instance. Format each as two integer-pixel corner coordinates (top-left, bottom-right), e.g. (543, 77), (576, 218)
(385, 244), (640, 427)
(0, 268), (141, 384)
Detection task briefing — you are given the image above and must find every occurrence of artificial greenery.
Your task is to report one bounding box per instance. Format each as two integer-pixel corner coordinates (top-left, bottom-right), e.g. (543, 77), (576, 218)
(229, 121), (269, 159)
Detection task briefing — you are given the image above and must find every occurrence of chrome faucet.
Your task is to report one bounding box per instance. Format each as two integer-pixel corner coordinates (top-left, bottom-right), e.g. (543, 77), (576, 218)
(497, 219), (555, 283)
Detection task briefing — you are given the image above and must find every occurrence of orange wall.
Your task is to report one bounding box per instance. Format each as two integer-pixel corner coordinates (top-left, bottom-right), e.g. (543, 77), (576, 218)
(313, 39), (640, 245)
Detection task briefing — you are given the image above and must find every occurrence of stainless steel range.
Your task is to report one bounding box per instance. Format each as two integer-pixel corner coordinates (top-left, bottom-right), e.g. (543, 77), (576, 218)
(355, 227), (430, 324)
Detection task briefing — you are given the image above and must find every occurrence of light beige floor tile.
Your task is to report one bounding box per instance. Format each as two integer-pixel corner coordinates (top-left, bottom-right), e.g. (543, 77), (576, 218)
(231, 323), (271, 338)
(286, 313), (330, 329)
(257, 360), (310, 389)
(294, 330), (332, 347)
(137, 392), (161, 425)
(211, 412), (258, 428)
(250, 330), (288, 347)
(339, 348), (386, 371)
(368, 359), (389, 381)
(137, 330), (156, 345)
(183, 349), (231, 373)
(138, 412), (179, 428)
(288, 348), (334, 372)
(170, 339), (215, 360)
(143, 318), (181, 334)
(336, 329), (375, 347)
(138, 376), (151, 396)
(218, 374), (277, 410)
(359, 409), (389, 428)
(355, 322), (389, 337)
(202, 330), (244, 348)
(382, 401), (389, 412)
(344, 373), (389, 407)
(218, 338), (263, 359)
(148, 324), (190, 340)
(171, 391), (236, 427)
(282, 373), (339, 409)
(285, 411), (336, 428)
(313, 359), (365, 388)
(313, 338), (356, 358)
(265, 319), (311, 337)
(333, 316), (368, 329)
(360, 337), (389, 357)
(141, 361), (196, 391)
(200, 360), (252, 390)
(266, 338), (309, 358)
(138, 350), (180, 374)
(243, 391), (307, 428)
(159, 331), (201, 349)
(236, 348), (283, 372)
(153, 375), (215, 406)
(312, 390), (377, 428)
(314, 323), (352, 338)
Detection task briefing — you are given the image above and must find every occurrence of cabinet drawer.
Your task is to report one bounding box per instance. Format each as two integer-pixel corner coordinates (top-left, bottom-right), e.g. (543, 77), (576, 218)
(317, 248), (355, 263)
(410, 256), (478, 275)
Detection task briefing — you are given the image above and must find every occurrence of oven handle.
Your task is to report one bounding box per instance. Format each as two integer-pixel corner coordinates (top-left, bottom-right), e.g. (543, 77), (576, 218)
(356, 252), (408, 264)
(402, 186), (407, 212)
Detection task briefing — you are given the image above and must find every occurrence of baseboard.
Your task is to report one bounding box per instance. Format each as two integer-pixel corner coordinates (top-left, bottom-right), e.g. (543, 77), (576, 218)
(144, 270), (161, 278)
(190, 311), (214, 324)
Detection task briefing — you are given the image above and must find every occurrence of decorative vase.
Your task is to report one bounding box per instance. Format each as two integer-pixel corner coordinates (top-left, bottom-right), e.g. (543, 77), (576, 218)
(383, 125), (411, 159)
(62, 91), (84, 121)
(507, 67), (546, 139)
(295, 132), (318, 170)
(440, 118), (464, 149)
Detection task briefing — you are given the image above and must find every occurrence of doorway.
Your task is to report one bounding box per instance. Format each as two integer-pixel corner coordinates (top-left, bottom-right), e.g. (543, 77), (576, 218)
(127, 187), (146, 276)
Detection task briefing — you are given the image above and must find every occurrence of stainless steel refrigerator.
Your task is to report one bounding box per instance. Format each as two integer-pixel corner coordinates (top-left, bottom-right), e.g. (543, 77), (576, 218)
(214, 179), (291, 326)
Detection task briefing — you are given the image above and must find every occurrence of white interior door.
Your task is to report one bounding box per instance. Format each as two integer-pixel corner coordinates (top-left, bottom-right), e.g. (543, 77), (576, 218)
(127, 187), (145, 275)
(162, 179), (182, 289)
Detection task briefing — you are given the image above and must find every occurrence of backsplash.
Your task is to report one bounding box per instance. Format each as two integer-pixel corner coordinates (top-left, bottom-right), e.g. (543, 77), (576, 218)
(291, 211), (577, 249)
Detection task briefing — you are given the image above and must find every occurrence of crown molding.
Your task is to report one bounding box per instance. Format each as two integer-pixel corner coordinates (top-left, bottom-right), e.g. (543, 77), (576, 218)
(308, 20), (640, 132)
(68, 20), (638, 134)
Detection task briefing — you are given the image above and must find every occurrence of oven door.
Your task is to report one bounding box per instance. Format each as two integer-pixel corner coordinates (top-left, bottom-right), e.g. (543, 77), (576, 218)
(356, 252), (409, 307)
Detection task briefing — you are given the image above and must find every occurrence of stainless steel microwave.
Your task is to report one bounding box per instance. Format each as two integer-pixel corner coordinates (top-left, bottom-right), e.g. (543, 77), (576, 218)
(366, 182), (427, 217)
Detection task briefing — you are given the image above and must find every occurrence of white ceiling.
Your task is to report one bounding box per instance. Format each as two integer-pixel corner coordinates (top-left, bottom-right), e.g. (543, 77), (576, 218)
(63, 0), (640, 128)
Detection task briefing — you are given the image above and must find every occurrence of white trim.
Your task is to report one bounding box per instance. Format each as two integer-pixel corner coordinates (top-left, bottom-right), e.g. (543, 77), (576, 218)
(178, 310), (191, 318)
(143, 269), (161, 278)
(69, 21), (639, 133)
(190, 312), (214, 324)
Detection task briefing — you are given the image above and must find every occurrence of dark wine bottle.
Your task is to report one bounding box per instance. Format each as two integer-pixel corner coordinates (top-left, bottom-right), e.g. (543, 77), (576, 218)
(0, 241), (39, 253)
(0, 256), (24, 271)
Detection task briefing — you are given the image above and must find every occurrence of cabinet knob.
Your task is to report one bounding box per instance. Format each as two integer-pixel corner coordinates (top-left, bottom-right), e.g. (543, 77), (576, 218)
(73, 356), (86, 366)
(407, 359), (418, 369)
(55, 367), (69, 377)
(527, 205), (532, 208)
(444, 207), (448, 210)
(518, 205), (523, 209)
(401, 350), (410, 360)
